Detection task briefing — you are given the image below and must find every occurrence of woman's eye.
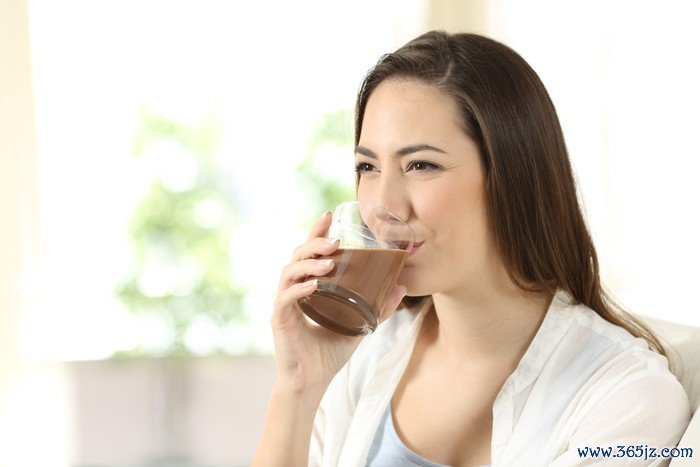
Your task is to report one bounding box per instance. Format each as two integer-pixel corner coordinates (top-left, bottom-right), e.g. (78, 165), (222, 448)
(354, 160), (439, 175)
(407, 161), (438, 172)
(354, 162), (375, 174)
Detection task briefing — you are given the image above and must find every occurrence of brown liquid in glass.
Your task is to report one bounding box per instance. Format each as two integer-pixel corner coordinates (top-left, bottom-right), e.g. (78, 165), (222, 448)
(298, 247), (409, 336)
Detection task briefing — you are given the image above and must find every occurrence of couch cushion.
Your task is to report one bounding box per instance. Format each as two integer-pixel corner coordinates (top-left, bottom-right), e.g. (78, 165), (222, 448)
(640, 315), (700, 413)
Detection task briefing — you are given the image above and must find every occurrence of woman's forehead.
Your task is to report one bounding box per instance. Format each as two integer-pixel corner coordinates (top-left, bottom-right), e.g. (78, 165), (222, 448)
(360, 79), (468, 147)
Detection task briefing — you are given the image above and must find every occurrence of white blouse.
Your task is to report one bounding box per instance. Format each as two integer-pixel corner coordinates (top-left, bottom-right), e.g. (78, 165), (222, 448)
(308, 289), (691, 466)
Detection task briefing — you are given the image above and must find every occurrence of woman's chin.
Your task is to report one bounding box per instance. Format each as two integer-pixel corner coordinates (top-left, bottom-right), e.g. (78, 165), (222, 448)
(402, 283), (434, 298)
(397, 269), (428, 295)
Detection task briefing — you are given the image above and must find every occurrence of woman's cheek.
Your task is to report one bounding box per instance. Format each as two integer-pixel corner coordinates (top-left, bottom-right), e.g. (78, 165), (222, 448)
(428, 185), (467, 217)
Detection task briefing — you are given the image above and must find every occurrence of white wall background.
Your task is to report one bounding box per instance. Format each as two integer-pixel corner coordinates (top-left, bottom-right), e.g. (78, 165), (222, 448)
(22, 0), (700, 364)
(486, 0), (700, 325)
(24, 0), (426, 361)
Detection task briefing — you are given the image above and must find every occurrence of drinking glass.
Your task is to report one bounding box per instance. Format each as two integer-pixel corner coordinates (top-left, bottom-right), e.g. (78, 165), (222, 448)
(297, 201), (415, 336)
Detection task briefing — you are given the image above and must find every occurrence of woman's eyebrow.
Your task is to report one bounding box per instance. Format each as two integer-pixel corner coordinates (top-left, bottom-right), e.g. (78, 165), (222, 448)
(354, 144), (447, 159)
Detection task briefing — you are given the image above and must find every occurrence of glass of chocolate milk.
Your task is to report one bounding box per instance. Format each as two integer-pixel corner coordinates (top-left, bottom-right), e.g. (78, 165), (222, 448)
(297, 201), (415, 336)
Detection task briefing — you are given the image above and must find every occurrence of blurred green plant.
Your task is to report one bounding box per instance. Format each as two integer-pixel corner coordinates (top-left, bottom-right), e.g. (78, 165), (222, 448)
(114, 110), (246, 357)
(296, 108), (356, 227)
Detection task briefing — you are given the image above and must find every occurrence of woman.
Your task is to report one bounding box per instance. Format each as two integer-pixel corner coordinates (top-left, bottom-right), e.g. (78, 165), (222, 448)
(252, 31), (691, 466)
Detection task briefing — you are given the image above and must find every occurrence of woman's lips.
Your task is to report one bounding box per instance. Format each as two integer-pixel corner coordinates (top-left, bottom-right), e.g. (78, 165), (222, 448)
(408, 241), (424, 256)
(392, 240), (424, 256)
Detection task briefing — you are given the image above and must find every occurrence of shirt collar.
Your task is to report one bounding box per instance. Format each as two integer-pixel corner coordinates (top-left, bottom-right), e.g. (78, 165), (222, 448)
(496, 288), (575, 397)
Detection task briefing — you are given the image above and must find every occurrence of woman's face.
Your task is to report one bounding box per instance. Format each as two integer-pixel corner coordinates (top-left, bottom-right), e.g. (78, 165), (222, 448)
(356, 79), (494, 297)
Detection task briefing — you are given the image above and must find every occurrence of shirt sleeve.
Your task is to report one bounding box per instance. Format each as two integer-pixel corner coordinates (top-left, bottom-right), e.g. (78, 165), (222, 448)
(307, 351), (359, 467)
(549, 370), (692, 466)
(308, 401), (325, 467)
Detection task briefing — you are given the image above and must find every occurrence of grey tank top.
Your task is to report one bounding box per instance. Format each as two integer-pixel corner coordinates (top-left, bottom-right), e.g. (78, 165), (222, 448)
(365, 403), (450, 467)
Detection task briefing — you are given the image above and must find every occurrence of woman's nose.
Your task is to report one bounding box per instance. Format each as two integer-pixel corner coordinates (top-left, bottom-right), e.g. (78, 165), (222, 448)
(373, 175), (410, 223)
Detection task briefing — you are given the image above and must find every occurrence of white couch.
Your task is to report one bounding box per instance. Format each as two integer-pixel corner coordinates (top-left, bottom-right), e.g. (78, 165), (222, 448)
(641, 316), (700, 465)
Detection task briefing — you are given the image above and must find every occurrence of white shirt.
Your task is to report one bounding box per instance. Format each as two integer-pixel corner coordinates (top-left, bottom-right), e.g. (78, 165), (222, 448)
(309, 289), (691, 466)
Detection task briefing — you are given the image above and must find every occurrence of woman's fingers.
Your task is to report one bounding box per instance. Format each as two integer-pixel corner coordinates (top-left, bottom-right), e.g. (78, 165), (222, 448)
(278, 258), (335, 293)
(378, 284), (408, 325)
(272, 211), (340, 329)
(272, 278), (319, 329)
(307, 211), (332, 242)
(289, 211), (339, 261)
(291, 236), (341, 263)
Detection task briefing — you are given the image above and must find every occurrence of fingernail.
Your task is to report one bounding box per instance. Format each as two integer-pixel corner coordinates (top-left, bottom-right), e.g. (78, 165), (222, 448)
(303, 278), (318, 288)
(319, 211), (330, 222)
(323, 237), (340, 244)
(316, 259), (333, 266)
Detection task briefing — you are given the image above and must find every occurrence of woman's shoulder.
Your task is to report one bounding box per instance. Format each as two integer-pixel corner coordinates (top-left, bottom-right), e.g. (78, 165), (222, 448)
(553, 295), (690, 419)
(554, 339), (691, 461)
(536, 295), (691, 462)
(554, 292), (669, 368)
(528, 290), (689, 418)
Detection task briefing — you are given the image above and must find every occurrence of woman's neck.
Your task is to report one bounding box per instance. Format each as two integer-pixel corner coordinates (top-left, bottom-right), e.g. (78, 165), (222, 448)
(425, 280), (554, 372)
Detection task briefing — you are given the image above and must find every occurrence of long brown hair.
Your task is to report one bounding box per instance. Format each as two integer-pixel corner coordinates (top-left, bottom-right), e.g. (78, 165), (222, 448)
(354, 31), (667, 357)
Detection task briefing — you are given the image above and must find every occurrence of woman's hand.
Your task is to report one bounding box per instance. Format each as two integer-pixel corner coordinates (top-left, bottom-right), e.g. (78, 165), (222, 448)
(270, 211), (408, 396)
